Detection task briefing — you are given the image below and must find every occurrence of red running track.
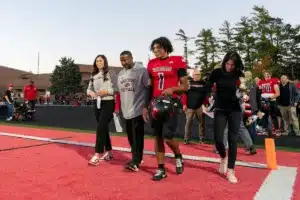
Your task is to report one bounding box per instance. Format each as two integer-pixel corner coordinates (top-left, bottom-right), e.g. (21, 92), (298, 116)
(0, 125), (299, 200)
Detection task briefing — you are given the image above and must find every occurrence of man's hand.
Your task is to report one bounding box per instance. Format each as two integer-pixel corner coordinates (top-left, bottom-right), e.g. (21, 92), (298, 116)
(162, 88), (174, 96)
(294, 103), (298, 107)
(97, 90), (108, 97)
(142, 108), (149, 123)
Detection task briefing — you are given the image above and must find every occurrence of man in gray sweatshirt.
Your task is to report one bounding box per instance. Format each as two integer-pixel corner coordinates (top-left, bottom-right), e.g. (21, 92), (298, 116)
(117, 51), (149, 171)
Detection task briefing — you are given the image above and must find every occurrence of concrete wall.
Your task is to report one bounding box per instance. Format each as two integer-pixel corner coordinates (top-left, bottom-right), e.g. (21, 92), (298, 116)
(0, 105), (299, 148)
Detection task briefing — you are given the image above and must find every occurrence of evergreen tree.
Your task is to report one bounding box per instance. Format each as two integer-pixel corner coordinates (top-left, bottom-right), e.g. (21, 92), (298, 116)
(50, 57), (82, 95)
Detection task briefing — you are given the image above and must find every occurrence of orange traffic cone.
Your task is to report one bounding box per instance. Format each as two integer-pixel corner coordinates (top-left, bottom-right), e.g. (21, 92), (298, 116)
(265, 138), (277, 170)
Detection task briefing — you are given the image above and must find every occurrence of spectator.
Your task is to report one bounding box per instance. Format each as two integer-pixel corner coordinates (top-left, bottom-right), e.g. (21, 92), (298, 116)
(183, 69), (208, 144)
(4, 84), (14, 121)
(278, 75), (299, 136)
(23, 80), (37, 111)
(244, 71), (260, 143)
(87, 54), (118, 166)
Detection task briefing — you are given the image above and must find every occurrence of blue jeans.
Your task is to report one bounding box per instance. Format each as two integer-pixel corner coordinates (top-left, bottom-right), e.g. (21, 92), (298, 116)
(5, 102), (13, 118)
(247, 121), (256, 144)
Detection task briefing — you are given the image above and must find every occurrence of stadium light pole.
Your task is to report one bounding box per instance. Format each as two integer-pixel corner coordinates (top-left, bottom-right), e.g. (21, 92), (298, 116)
(37, 52), (40, 75)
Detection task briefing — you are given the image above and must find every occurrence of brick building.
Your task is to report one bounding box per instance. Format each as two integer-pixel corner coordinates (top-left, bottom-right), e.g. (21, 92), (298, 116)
(0, 64), (123, 98)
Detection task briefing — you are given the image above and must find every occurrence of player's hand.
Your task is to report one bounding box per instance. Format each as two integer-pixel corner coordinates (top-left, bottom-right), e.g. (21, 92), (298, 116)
(294, 103), (297, 107)
(142, 108), (149, 123)
(182, 105), (187, 112)
(162, 88), (174, 96)
(97, 90), (108, 97)
(89, 91), (97, 98)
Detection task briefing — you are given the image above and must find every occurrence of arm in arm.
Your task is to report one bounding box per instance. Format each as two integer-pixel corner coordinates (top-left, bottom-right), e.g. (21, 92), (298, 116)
(114, 92), (121, 112)
(107, 70), (118, 95)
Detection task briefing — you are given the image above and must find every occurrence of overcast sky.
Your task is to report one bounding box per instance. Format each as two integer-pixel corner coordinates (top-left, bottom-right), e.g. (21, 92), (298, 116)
(1, 0), (300, 73)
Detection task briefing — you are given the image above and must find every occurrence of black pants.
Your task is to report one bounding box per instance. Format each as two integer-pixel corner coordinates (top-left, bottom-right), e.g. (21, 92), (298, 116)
(260, 100), (279, 135)
(125, 115), (145, 165)
(94, 100), (115, 154)
(214, 109), (241, 169)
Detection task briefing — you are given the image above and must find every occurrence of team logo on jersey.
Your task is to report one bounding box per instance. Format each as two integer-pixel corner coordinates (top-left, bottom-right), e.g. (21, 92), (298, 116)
(120, 77), (136, 92)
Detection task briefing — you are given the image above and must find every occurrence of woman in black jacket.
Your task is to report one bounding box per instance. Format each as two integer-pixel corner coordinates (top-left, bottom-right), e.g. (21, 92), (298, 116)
(207, 51), (244, 184)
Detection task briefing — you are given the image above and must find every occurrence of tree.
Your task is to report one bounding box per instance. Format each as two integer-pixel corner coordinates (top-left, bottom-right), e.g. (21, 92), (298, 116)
(195, 29), (219, 76)
(175, 5), (300, 79)
(175, 29), (195, 65)
(219, 21), (236, 53)
(50, 57), (82, 95)
(234, 16), (256, 70)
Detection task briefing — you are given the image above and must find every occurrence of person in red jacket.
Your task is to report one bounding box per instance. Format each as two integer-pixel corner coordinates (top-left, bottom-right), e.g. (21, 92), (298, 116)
(23, 80), (37, 111)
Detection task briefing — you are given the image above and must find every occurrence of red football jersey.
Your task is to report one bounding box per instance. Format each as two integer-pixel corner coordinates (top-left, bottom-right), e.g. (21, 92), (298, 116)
(258, 78), (280, 94)
(147, 56), (187, 98)
(296, 82), (300, 90)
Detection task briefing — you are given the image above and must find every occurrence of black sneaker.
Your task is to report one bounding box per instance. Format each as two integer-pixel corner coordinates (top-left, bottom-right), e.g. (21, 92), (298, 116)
(175, 157), (184, 174)
(125, 161), (139, 172)
(152, 168), (167, 181)
(249, 146), (257, 155)
(184, 139), (188, 144)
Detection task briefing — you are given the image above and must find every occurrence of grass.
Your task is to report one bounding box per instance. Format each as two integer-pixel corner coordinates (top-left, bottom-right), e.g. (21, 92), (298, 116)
(0, 121), (299, 153)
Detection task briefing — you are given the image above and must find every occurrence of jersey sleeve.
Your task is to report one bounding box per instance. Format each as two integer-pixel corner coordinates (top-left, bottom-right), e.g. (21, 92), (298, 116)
(173, 56), (187, 69)
(172, 56), (187, 78)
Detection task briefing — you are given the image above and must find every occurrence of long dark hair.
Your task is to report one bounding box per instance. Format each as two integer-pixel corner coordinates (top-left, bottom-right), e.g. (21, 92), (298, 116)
(221, 51), (244, 77)
(92, 54), (109, 81)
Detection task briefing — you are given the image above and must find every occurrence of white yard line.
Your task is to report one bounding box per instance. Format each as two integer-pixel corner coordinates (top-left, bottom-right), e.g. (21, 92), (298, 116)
(0, 131), (266, 168)
(0, 131), (298, 200)
(254, 166), (298, 200)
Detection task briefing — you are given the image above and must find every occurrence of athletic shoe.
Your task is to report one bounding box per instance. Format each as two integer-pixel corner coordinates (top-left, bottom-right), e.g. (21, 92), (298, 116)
(100, 152), (112, 161)
(125, 161), (139, 172)
(152, 168), (167, 181)
(219, 157), (228, 174)
(199, 137), (204, 144)
(184, 139), (188, 144)
(227, 169), (238, 183)
(249, 146), (257, 155)
(175, 156), (184, 174)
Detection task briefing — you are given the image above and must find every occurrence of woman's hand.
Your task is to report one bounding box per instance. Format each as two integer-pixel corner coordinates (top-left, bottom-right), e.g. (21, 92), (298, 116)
(97, 90), (109, 97)
(89, 91), (97, 98)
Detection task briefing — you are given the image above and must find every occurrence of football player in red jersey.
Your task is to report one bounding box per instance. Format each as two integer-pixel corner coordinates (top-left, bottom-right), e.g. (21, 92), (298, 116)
(143, 37), (189, 181)
(258, 70), (280, 135)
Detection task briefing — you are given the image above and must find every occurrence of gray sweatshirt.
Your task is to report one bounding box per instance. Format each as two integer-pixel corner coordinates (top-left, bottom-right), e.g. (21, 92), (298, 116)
(86, 69), (118, 100)
(117, 62), (149, 119)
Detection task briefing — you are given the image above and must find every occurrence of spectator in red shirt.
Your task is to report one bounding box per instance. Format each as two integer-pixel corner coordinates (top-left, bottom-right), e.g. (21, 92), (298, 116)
(23, 80), (37, 111)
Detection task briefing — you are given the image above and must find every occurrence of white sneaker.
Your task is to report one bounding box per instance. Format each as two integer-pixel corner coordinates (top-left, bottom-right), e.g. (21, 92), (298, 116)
(227, 169), (238, 183)
(219, 157), (228, 174)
